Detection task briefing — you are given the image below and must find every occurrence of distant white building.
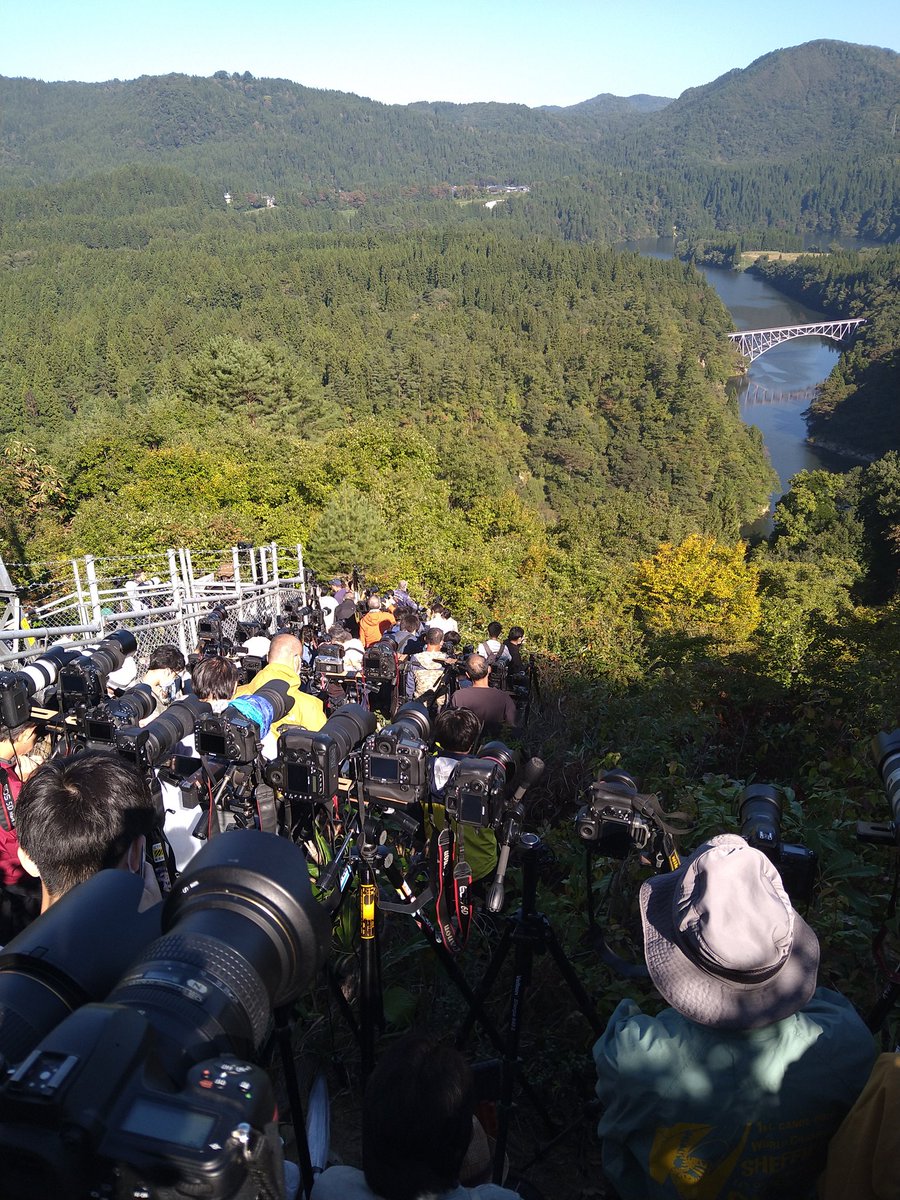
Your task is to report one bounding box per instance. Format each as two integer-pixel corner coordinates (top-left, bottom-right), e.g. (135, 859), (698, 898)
(224, 191), (233, 205)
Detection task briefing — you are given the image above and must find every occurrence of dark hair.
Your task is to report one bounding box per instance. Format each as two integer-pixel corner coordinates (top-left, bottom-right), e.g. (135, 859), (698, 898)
(0, 718), (36, 744)
(148, 644), (185, 673)
(424, 627), (445, 647)
(507, 626), (524, 642)
(400, 613), (419, 633)
(16, 750), (157, 901)
(191, 655), (239, 701)
(434, 707), (480, 754)
(487, 621), (502, 639)
(362, 1034), (475, 1200)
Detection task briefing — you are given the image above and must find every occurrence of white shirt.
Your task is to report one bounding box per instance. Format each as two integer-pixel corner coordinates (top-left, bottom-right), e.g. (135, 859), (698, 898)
(477, 639), (511, 664)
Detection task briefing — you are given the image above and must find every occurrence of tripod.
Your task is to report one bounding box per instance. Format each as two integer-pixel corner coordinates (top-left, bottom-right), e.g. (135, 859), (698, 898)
(457, 833), (604, 1185)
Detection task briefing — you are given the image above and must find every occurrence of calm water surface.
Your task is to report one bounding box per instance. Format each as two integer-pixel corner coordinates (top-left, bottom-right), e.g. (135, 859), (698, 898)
(623, 238), (857, 506)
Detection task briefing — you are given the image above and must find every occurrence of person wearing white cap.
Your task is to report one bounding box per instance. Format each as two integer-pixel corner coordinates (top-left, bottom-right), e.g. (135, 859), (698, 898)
(593, 834), (876, 1200)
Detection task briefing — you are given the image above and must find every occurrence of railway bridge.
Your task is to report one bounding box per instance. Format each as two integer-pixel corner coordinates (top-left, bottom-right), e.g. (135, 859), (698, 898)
(728, 319), (866, 363)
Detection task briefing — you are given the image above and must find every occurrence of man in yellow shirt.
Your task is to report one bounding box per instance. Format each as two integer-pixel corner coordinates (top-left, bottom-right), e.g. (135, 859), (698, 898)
(234, 632), (326, 735)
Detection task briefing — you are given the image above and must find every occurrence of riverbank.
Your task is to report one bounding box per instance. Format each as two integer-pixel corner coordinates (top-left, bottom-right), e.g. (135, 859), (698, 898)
(805, 437), (879, 464)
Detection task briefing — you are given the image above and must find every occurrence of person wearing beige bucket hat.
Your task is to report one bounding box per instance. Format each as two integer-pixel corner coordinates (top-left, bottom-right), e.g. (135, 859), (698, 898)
(593, 835), (876, 1200)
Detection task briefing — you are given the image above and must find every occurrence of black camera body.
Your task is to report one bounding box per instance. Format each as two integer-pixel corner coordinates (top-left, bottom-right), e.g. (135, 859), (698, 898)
(265, 704), (376, 806)
(0, 830), (328, 1200)
(362, 721), (430, 809)
(77, 684), (156, 745)
(196, 710), (261, 764)
(266, 725), (340, 803)
(362, 639), (398, 686)
(575, 771), (655, 859)
(443, 757), (506, 829)
(0, 673), (31, 728)
(738, 784), (817, 906)
(236, 654), (266, 687)
(0, 1007), (280, 1200)
(58, 631), (139, 712)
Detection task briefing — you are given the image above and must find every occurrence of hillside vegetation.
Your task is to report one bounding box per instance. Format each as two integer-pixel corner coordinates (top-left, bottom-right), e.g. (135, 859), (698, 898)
(1, 40), (899, 1060)
(1, 40), (897, 242)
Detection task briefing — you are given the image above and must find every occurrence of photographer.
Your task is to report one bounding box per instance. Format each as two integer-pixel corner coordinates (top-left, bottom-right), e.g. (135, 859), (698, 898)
(477, 622), (511, 668)
(141, 643), (187, 716)
(311, 1033), (520, 1200)
(233, 632), (326, 736)
(425, 708), (499, 887)
(503, 627), (526, 676)
(0, 716), (42, 941)
(450, 655), (517, 737)
(593, 834), (876, 1199)
(359, 594), (394, 649)
(15, 750), (162, 915)
(408, 627), (454, 702)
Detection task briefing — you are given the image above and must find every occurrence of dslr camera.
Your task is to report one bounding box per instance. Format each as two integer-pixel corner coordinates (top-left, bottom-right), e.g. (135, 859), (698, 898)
(361, 701), (431, 807)
(0, 830), (329, 1200)
(265, 704), (376, 805)
(575, 770), (656, 859)
(738, 784), (817, 905)
(443, 741), (517, 829)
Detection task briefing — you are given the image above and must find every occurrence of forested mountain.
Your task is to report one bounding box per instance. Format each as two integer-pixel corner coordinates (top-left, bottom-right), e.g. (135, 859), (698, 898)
(0, 222), (773, 580)
(0, 41), (896, 242)
(614, 40), (899, 164)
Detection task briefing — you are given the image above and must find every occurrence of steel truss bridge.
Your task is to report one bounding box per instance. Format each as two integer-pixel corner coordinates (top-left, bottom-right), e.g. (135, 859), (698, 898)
(728, 319), (866, 363)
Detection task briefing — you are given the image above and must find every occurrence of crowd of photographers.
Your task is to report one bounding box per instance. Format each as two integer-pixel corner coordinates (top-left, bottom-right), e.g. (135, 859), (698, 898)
(0, 569), (897, 1199)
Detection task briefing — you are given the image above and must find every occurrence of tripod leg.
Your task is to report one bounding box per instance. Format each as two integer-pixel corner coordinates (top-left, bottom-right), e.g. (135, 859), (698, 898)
(273, 1007), (315, 1200)
(540, 916), (604, 1036)
(358, 867), (383, 1079)
(456, 924), (513, 1046)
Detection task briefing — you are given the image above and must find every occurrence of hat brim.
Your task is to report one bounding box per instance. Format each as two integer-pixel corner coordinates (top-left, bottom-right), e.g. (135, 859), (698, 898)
(639, 842), (820, 1031)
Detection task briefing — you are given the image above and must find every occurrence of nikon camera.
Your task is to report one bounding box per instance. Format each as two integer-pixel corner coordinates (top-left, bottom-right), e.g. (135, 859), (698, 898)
(0, 830), (329, 1200)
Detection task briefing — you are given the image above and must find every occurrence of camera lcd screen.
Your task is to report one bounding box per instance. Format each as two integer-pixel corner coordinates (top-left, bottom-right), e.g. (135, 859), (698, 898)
(459, 791), (486, 826)
(285, 762), (314, 794)
(121, 1097), (217, 1148)
(86, 719), (116, 742)
(197, 730), (228, 758)
(369, 756), (400, 782)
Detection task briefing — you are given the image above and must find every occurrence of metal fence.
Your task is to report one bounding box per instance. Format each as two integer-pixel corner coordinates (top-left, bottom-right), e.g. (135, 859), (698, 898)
(0, 544), (310, 673)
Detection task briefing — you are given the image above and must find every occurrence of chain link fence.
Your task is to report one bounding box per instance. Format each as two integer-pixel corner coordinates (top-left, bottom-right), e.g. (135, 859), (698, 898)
(0, 544), (311, 677)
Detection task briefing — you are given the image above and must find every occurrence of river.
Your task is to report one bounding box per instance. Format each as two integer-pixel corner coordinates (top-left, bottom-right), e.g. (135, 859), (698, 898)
(623, 238), (856, 509)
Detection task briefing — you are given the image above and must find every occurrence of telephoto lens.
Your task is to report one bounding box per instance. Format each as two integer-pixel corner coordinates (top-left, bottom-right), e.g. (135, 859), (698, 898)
(737, 784), (783, 853)
(116, 695), (212, 770)
(0, 646), (82, 726)
(380, 700), (431, 743)
(59, 630), (139, 708)
(82, 683), (156, 742)
(87, 629), (138, 676)
(0, 871), (161, 1069)
(107, 829), (330, 1074)
(321, 702), (378, 763)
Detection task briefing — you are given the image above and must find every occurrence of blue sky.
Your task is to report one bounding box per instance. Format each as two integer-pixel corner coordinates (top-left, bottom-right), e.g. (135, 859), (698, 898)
(4, 0), (897, 107)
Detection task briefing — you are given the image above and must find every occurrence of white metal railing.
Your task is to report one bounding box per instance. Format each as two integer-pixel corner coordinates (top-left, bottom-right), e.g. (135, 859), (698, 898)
(0, 544), (310, 668)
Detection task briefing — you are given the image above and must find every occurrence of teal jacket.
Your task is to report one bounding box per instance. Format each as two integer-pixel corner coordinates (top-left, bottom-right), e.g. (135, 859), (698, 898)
(594, 988), (875, 1200)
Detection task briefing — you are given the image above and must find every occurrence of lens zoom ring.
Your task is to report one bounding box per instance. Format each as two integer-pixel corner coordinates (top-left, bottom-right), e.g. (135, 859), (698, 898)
(114, 932), (270, 1045)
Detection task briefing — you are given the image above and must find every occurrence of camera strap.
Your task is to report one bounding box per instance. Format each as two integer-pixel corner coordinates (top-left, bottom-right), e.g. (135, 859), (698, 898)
(435, 824), (473, 953)
(254, 780), (279, 835)
(148, 822), (177, 894)
(0, 765), (16, 832)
